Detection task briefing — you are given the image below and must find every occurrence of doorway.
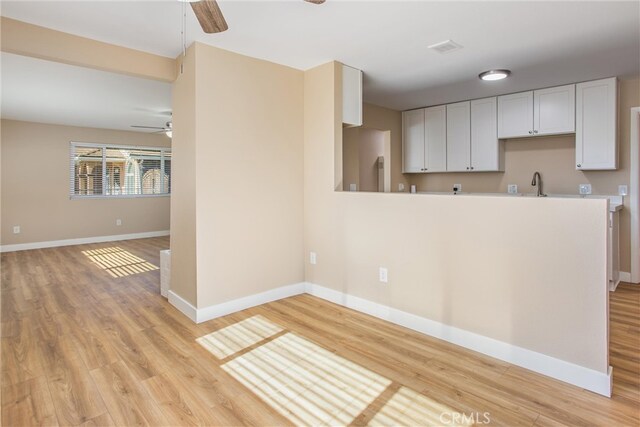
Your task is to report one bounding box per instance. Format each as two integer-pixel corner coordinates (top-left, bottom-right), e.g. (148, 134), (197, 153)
(342, 127), (391, 192)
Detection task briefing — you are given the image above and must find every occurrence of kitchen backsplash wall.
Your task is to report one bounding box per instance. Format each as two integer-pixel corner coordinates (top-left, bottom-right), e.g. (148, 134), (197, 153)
(408, 75), (639, 273)
(409, 76), (639, 196)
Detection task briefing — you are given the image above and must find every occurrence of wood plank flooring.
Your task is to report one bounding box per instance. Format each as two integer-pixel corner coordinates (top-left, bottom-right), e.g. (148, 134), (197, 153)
(1, 237), (638, 426)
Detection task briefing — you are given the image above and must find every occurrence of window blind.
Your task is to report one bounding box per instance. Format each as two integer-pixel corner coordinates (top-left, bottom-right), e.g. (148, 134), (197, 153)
(70, 143), (171, 198)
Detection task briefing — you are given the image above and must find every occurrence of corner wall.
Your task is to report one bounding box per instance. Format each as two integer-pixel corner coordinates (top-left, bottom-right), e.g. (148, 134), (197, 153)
(304, 62), (609, 381)
(170, 43), (305, 310)
(170, 45), (198, 306)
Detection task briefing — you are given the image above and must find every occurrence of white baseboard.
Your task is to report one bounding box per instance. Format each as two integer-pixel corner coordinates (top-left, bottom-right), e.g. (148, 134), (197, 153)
(196, 282), (307, 323)
(167, 281), (612, 397)
(609, 279), (620, 292)
(168, 282), (307, 324)
(167, 290), (198, 322)
(619, 271), (632, 283)
(304, 283), (612, 397)
(0, 230), (170, 253)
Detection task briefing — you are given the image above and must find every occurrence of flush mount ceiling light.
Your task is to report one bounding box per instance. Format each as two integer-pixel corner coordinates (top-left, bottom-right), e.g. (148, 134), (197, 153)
(479, 69), (511, 81)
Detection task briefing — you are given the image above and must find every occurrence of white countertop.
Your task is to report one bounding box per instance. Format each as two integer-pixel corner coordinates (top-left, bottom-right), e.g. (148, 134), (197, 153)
(413, 191), (624, 212)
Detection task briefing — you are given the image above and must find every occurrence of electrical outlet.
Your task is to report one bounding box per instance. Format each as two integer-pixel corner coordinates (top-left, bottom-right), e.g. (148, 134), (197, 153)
(310, 252), (317, 265)
(453, 184), (462, 193)
(379, 267), (388, 283)
(12, 226), (20, 234)
(116, 219), (122, 226)
(398, 183), (405, 192)
(618, 185), (628, 196)
(507, 184), (518, 194)
(579, 184), (592, 195)
(349, 183), (357, 192)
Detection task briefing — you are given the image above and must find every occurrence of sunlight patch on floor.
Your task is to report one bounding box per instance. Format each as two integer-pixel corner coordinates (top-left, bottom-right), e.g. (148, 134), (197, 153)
(222, 332), (391, 426)
(82, 246), (158, 278)
(368, 386), (473, 427)
(197, 315), (283, 359)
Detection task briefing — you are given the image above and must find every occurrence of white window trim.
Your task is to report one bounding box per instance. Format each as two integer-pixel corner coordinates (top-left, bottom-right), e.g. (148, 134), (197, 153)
(70, 141), (171, 199)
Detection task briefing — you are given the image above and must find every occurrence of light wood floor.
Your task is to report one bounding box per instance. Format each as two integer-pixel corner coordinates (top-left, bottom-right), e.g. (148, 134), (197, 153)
(1, 237), (638, 426)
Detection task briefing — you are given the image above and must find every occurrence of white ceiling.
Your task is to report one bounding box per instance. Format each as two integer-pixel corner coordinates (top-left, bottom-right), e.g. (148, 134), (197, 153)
(1, 1), (639, 111)
(1, 53), (172, 131)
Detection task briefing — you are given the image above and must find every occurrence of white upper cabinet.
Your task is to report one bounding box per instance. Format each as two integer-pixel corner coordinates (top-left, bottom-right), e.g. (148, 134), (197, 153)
(446, 101), (471, 172)
(424, 106), (447, 172)
(402, 109), (425, 173)
(576, 77), (618, 170)
(402, 107), (447, 173)
(471, 97), (503, 171)
(497, 91), (533, 138)
(401, 78), (614, 173)
(446, 98), (502, 172)
(498, 85), (576, 138)
(342, 64), (363, 126)
(534, 84), (575, 135)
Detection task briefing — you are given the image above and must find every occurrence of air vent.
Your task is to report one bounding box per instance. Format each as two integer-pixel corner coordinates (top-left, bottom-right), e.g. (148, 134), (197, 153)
(428, 40), (463, 54)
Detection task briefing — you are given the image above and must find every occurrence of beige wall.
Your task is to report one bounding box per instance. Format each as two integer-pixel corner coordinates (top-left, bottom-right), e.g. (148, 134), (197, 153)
(362, 103), (409, 192)
(304, 62), (609, 373)
(358, 128), (385, 192)
(1, 17), (176, 82)
(169, 45), (198, 306)
(0, 119), (171, 246)
(342, 126), (386, 192)
(342, 127), (360, 190)
(171, 43), (305, 309)
(408, 76), (640, 273)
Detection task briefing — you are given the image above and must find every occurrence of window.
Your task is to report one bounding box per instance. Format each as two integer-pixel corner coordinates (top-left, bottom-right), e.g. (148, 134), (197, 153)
(70, 142), (171, 198)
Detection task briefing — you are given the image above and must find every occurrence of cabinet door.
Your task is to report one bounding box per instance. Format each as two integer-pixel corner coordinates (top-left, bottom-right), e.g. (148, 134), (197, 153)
(402, 109), (425, 173)
(534, 84), (575, 135)
(446, 101), (471, 172)
(342, 65), (363, 126)
(424, 105), (447, 172)
(471, 97), (502, 171)
(497, 91), (533, 138)
(576, 78), (617, 170)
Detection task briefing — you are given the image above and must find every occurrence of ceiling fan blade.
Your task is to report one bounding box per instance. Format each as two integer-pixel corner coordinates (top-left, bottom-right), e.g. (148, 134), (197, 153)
(190, 0), (228, 34)
(131, 125), (166, 130)
(304, 0), (326, 4)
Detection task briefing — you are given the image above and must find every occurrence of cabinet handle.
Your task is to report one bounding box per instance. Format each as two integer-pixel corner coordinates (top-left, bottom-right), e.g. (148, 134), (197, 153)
(577, 164), (581, 168)
(528, 130), (533, 135)
(470, 166), (474, 170)
(466, 167), (470, 170)
(533, 130), (538, 134)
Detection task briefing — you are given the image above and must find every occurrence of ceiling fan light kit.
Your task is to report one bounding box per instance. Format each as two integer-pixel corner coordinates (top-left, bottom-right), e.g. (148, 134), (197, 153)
(186, 0), (325, 34)
(479, 69), (511, 81)
(190, 0), (228, 34)
(131, 121), (172, 138)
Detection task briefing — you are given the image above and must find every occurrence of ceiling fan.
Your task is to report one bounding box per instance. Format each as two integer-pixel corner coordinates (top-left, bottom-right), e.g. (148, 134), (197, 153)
(189, 0), (326, 34)
(131, 121), (172, 138)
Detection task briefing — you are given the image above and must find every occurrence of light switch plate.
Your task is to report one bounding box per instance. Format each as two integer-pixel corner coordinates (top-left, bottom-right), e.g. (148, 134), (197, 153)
(116, 219), (122, 226)
(618, 185), (628, 196)
(453, 184), (462, 192)
(579, 184), (592, 195)
(379, 267), (388, 283)
(310, 252), (317, 265)
(13, 226), (20, 234)
(507, 184), (518, 194)
(349, 183), (357, 192)
(399, 183), (405, 192)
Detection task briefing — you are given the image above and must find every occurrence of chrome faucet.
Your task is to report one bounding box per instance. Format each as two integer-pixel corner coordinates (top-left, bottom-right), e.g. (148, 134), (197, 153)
(531, 171), (546, 197)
